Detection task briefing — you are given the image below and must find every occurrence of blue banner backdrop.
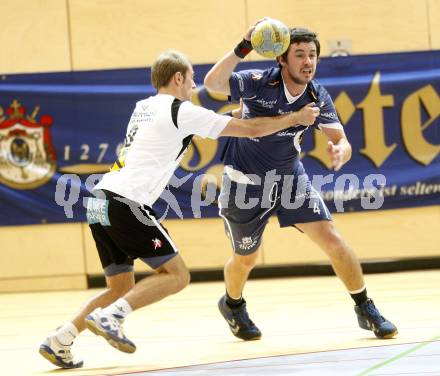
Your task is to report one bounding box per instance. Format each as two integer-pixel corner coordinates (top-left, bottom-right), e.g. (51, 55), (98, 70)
(0, 50), (439, 226)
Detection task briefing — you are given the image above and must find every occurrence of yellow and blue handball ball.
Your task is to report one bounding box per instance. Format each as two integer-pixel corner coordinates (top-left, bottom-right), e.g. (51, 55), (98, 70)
(251, 18), (290, 58)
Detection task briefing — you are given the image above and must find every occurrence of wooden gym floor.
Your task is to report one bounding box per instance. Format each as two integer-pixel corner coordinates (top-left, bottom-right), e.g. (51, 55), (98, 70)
(1, 270), (439, 376)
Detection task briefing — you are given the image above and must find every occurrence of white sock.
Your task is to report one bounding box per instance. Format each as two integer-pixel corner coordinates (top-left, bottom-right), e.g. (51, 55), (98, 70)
(103, 298), (133, 319)
(54, 322), (78, 346)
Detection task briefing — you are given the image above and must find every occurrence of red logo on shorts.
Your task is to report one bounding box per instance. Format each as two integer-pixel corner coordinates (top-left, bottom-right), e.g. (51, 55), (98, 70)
(152, 238), (163, 250)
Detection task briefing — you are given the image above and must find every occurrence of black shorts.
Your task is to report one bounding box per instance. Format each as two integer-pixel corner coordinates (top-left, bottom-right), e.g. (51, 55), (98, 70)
(87, 189), (178, 276)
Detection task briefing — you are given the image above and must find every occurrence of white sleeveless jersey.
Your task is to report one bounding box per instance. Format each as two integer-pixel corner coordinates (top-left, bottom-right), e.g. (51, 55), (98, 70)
(95, 94), (230, 206)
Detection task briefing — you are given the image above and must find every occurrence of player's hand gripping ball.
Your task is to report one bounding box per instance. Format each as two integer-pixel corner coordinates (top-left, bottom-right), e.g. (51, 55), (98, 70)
(251, 18), (290, 58)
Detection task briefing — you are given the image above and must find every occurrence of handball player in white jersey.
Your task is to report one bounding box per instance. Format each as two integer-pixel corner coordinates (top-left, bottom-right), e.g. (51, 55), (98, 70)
(39, 49), (319, 369)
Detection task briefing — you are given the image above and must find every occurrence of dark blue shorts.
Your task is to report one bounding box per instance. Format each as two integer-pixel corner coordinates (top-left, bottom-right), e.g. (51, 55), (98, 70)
(219, 164), (331, 255)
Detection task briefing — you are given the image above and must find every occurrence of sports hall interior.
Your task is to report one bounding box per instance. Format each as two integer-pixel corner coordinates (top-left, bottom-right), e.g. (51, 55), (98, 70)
(0, 1), (439, 375)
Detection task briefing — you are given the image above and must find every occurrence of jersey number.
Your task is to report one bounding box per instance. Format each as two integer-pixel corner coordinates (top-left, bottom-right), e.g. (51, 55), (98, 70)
(111, 126), (139, 171)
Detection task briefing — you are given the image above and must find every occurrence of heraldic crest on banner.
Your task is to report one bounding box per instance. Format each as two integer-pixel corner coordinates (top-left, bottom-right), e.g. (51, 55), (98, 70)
(0, 100), (56, 189)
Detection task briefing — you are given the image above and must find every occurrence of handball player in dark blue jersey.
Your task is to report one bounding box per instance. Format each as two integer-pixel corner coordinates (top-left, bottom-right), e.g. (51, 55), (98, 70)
(204, 21), (397, 341)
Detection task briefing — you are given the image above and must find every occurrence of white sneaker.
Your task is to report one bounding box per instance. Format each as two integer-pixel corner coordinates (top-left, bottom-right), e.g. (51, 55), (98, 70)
(85, 308), (136, 353)
(39, 335), (83, 369)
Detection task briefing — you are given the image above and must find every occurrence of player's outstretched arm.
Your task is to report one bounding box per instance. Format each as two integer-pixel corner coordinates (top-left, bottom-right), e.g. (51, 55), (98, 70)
(219, 101), (319, 138)
(219, 111), (305, 138)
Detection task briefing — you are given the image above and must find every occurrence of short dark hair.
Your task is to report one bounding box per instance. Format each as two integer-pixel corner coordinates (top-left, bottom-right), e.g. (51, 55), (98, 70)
(278, 28), (321, 63)
(151, 50), (192, 90)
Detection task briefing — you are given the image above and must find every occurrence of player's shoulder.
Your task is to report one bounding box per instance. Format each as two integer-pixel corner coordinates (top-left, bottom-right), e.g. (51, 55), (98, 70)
(135, 95), (160, 112)
(176, 99), (210, 120)
(238, 66), (282, 86)
(135, 97), (150, 108)
(258, 67), (283, 88)
(179, 98), (196, 111)
(308, 79), (331, 99)
(136, 94), (177, 107)
(134, 95), (191, 124)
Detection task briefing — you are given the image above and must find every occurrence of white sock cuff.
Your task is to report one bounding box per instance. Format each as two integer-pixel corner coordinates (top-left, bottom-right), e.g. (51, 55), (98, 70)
(55, 321), (78, 345)
(349, 285), (366, 295)
(65, 322), (79, 337)
(115, 298), (133, 315)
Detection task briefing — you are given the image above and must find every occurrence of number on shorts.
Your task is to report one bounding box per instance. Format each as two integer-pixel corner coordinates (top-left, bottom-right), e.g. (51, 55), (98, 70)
(313, 202), (321, 215)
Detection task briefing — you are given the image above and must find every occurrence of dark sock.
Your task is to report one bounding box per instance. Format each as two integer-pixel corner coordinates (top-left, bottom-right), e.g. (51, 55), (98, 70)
(226, 292), (244, 308)
(350, 288), (368, 306)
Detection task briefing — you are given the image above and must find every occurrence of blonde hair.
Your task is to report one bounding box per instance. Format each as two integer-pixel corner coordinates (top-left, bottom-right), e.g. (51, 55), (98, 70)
(151, 50), (192, 90)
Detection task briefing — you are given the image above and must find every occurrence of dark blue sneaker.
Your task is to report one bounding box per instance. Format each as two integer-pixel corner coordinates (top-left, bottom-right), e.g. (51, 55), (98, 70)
(218, 295), (262, 340)
(39, 335), (83, 369)
(85, 308), (136, 353)
(355, 298), (398, 339)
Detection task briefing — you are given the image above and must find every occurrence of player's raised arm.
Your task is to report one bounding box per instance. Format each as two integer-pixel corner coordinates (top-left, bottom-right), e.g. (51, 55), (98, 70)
(204, 19), (266, 95)
(203, 51), (240, 95)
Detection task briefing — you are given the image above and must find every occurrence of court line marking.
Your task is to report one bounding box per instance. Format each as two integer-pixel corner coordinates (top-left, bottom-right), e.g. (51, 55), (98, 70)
(108, 339), (440, 376)
(355, 335), (440, 376)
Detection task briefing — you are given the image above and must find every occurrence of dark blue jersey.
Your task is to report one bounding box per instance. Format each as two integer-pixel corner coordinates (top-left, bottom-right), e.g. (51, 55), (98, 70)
(222, 67), (341, 179)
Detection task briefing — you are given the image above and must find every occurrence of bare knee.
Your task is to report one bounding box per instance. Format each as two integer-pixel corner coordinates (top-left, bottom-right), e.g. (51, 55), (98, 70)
(158, 255), (190, 293)
(173, 267), (191, 292)
(232, 251), (259, 271)
(156, 267), (190, 294)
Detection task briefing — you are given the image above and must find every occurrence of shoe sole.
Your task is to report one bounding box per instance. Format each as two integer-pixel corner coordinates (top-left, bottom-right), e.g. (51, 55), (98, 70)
(85, 317), (136, 353)
(39, 345), (83, 369)
(235, 332), (262, 341)
(379, 329), (398, 339)
(357, 316), (398, 339)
